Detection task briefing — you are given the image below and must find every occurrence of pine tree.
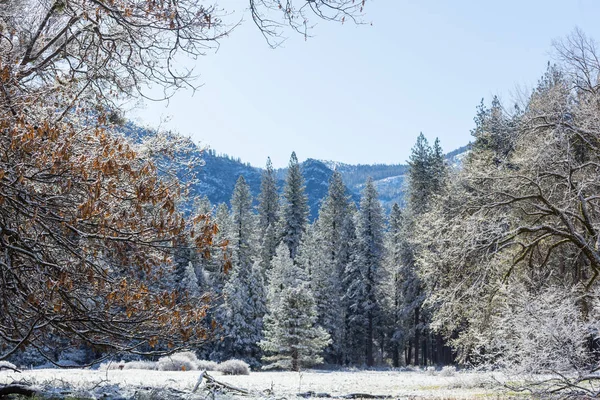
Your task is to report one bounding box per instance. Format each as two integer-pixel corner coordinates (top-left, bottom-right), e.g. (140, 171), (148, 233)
(207, 202), (233, 360)
(341, 204), (363, 365)
(182, 261), (201, 298)
(383, 203), (404, 367)
(470, 96), (516, 166)
(311, 171), (350, 363)
(260, 243), (330, 371)
(266, 243), (308, 304)
(399, 134), (448, 366)
(408, 133), (433, 215)
(222, 262), (266, 366)
(281, 152), (309, 260)
(346, 178), (385, 366)
(430, 138), (447, 195)
(220, 176), (266, 365)
(208, 203), (232, 295)
(230, 176), (256, 271)
(257, 157), (280, 275)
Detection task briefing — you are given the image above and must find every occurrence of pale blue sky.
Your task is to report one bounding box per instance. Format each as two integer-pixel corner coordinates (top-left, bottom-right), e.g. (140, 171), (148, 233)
(132, 0), (600, 168)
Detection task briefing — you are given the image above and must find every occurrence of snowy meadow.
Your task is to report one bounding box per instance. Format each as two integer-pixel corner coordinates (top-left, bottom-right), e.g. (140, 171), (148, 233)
(0, 367), (510, 399)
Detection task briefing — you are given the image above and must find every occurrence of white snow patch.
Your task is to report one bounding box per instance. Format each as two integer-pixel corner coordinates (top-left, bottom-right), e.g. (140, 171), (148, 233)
(0, 368), (508, 399)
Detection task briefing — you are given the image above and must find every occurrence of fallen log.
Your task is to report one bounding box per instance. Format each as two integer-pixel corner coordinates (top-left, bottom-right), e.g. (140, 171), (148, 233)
(297, 391), (332, 398)
(297, 392), (392, 399)
(0, 384), (39, 398)
(193, 371), (250, 396)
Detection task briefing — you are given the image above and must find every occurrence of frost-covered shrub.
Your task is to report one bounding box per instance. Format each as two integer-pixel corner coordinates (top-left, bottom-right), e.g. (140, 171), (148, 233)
(217, 359), (250, 375)
(0, 360), (17, 371)
(425, 366), (436, 375)
(485, 284), (595, 374)
(123, 361), (157, 370)
(157, 351), (199, 371)
(196, 360), (219, 371)
(439, 365), (457, 377)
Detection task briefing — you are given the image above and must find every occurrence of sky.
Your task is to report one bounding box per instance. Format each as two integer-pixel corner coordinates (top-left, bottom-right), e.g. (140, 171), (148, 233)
(132, 0), (600, 168)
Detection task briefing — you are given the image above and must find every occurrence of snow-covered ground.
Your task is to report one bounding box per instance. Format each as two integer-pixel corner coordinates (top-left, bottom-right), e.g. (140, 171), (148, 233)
(0, 367), (508, 399)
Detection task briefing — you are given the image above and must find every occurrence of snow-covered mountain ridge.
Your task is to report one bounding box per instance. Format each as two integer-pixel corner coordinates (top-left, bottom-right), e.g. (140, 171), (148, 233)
(121, 122), (469, 218)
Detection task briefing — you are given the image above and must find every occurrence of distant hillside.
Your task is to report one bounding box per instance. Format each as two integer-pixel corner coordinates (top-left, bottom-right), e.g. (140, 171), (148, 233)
(120, 122), (469, 219)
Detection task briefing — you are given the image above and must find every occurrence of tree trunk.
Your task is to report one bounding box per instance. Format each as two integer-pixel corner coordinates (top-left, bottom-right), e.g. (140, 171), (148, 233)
(414, 306), (420, 366)
(392, 342), (400, 368)
(436, 334), (444, 366)
(366, 314), (374, 366)
(422, 333), (427, 366)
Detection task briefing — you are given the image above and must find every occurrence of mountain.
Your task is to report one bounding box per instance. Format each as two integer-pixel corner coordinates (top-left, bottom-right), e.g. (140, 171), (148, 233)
(120, 122), (469, 219)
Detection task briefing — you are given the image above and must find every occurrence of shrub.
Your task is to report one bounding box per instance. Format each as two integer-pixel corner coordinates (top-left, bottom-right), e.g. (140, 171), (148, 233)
(157, 351), (199, 371)
(217, 359), (250, 375)
(0, 361), (17, 371)
(196, 360), (219, 371)
(440, 365), (457, 377)
(123, 361), (157, 370)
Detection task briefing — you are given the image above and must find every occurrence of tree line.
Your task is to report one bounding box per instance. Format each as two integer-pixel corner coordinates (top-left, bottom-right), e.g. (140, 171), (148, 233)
(182, 31), (600, 380)
(176, 136), (449, 370)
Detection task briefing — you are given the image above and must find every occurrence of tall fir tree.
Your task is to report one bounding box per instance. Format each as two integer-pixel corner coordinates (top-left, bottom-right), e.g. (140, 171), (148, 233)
(208, 202), (233, 360)
(221, 176), (266, 365)
(281, 152), (309, 260)
(346, 178), (385, 366)
(311, 170), (351, 363)
(383, 203), (404, 367)
(260, 243), (330, 371)
(398, 134), (448, 366)
(257, 157), (280, 275)
(408, 133), (433, 215)
(209, 203), (233, 295)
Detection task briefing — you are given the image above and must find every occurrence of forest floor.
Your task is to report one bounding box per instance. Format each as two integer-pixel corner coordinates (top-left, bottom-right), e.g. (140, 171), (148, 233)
(0, 367), (522, 399)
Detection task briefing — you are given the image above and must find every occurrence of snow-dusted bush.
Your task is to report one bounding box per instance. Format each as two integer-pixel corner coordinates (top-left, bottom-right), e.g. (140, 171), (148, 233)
(157, 351), (199, 371)
(123, 361), (157, 370)
(485, 284), (594, 374)
(0, 360), (17, 371)
(439, 365), (457, 377)
(217, 359), (250, 375)
(425, 366), (436, 375)
(196, 360), (219, 371)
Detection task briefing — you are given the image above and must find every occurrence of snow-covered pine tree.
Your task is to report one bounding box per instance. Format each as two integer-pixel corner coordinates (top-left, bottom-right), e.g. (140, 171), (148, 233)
(408, 133), (433, 215)
(346, 178), (385, 367)
(266, 243), (308, 304)
(260, 243), (330, 371)
(257, 157), (280, 275)
(399, 134), (448, 366)
(230, 176), (256, 270)
(207, 202), (233, 360)
(383, 203), (404, 367)
(340, 202), (360, 364)
(281, 152), (309, 260)
(208, 203), (233, 294)
(311, 171), (350, 364)
(221, 261), (266, 366)
(220, 176), (266, 365)
(182, 261), (201, 298)
(430, 138), (447, 195)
